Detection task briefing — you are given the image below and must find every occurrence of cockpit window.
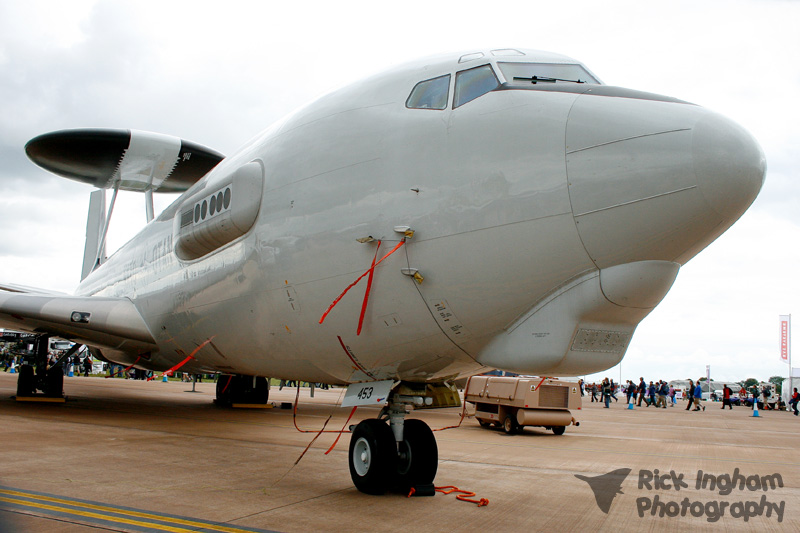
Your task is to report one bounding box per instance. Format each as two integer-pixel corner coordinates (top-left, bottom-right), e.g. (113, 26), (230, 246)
(498, 62), (599, 85)
(454, 65), (500, 108)
(406, 74), (451, 110)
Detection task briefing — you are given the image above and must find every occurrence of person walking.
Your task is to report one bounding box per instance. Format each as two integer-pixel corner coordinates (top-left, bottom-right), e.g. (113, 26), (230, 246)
(762, 385), (772, 410)
(646, 381), (656, 407)
(789, 388), (799, 416)
(637, 378), (646, 407)
(654, 381), (663, 408)
(721, 384), (733, 409)
(601, 378), (611, 408)
(658, 381), (669, 408)
(693, 379), (704, 411)
(626, 380), (636, 404)
(685, 380), (695, 411)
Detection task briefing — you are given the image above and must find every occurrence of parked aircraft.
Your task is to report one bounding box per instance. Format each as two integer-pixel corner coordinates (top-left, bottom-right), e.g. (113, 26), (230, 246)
(0, 48), (765, 494)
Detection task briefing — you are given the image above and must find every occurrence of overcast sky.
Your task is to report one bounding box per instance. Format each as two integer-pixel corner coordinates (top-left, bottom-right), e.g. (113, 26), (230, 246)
(1, 0), (798, 384)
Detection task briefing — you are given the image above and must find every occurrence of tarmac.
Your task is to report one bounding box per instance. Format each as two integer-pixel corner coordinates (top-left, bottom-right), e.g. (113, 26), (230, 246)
(1, 372), (798, 532)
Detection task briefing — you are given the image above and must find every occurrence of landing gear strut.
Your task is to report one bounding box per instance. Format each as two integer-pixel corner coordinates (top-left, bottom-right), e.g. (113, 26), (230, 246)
(215, 374), (269, 406)
(15, 335), (64, 399)
(348, 393), (438, 494)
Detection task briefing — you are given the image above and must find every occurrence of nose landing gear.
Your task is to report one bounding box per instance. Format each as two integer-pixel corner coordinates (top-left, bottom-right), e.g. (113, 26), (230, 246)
(348, 394), (439, 495)
(214, 374), (269, 406)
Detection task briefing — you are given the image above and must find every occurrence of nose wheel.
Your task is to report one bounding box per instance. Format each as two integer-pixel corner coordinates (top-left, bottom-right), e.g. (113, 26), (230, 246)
(348, 419), (397, 494)
(395, 419), (438, 489)
(349, 417), (438, 494)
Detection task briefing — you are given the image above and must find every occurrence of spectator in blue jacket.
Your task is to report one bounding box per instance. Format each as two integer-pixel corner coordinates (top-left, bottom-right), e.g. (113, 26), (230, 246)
(646, 381), (656, 407)
(693, 380), (705, 411)
(657, 381), (669, 408)
(637, 378), (646, 407)
(625, 380), (636, 404)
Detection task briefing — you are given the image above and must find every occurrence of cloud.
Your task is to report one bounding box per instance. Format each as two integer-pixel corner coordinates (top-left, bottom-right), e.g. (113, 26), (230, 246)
(1, 0), (798, 383)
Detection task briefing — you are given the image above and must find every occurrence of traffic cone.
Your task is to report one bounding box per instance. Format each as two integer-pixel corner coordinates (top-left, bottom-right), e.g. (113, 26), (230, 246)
(162, 373), (169, 382)
(9, 362), (15, 374)
(68, 363), (74, 377)
(752, 397), (760, 417)
(627, 395), (634, 410)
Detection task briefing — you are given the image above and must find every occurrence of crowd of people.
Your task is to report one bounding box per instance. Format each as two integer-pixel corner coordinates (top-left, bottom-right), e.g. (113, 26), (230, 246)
(580, 378), (682, 409)
(5, 343), (800, 416)
(46, 352), (94, 377)
(3, 347), (195, 380)
(578, 377), (797, 414)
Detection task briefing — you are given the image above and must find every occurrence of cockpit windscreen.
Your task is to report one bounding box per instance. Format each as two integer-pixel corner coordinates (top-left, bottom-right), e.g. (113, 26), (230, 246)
(498, 62), (599, 85)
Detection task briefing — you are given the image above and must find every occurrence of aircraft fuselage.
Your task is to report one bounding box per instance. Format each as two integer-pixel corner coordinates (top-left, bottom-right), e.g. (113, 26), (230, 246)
(72, 49), (765, 384)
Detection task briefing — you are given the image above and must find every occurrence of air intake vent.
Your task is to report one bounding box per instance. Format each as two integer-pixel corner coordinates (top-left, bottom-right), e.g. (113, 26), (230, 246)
(173, 161), (264, 261)
(180, 210), (194, 228)
(539, 385), (569, 408)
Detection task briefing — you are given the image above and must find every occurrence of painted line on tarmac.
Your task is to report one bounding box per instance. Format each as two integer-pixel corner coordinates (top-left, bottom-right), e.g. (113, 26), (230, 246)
(0, 486), (276, 533)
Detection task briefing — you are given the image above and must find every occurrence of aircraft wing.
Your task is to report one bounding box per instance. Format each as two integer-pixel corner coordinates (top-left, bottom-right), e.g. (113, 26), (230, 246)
(0, 282), (68, 295)
(0, 289), (156, 353)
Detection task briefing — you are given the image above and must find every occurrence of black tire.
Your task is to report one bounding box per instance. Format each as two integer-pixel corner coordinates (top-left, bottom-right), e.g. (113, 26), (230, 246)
(230, 375), (249, 404)
(16, 364), (35, 397)
(240, 376), (269, 404)
(349, 419), (397, 495)
(503, 414), (518, 435)
(395, 419), (438, 490)
(216, 374), (269, 405)
(216, 375), (235, 406)
(552, 426), (566, 436)
(254, 376), (269, 403)
(44, 366), (64, 397)
(478, 419), (492, 428)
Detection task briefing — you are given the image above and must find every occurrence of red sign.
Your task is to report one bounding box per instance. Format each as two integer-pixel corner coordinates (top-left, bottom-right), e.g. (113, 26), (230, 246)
(780, 315), (790, 362)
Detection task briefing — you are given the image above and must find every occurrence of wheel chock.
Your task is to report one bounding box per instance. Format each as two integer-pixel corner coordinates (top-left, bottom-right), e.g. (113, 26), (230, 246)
(409, 483), (436, 497)
(230, 403), (273, 409)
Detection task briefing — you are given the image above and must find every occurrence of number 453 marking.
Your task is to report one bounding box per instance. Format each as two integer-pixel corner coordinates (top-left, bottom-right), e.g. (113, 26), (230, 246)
(342, 380), (394, 408)
(357, 387), (374, 400)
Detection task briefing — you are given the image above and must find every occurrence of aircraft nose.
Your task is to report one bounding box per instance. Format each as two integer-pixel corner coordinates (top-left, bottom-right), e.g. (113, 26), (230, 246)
(565, 95), (765, 268)
(692, 112), (765, 221)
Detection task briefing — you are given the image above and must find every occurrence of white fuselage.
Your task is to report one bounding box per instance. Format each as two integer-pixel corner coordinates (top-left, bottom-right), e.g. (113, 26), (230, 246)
(74, 49), (765, 384)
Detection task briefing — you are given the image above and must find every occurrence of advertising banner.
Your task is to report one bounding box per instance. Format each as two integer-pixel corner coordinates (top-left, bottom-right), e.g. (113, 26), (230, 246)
(780, 315), (791, 363)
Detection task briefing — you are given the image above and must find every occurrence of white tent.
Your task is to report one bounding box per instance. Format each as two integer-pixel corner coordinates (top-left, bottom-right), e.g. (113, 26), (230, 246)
(781, 368), (800, 404)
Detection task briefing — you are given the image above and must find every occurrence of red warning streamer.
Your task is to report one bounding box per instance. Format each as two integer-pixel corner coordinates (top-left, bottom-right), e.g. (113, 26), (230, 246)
(337, 336), (376, 380)
(434, 486), (489, 507)
(105, 356), (141, 379)
(219, 374), (234, 395)
(407, 484), (489, 507)
(147, 337), (215, 381)
(318, 240), (406, 327)
(356, 242), (382, 336)
(291, 383), (356, 435)
(324, 406), (358, 455)
(294, 416), (332, 466)
(432, 376), (473, 432)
